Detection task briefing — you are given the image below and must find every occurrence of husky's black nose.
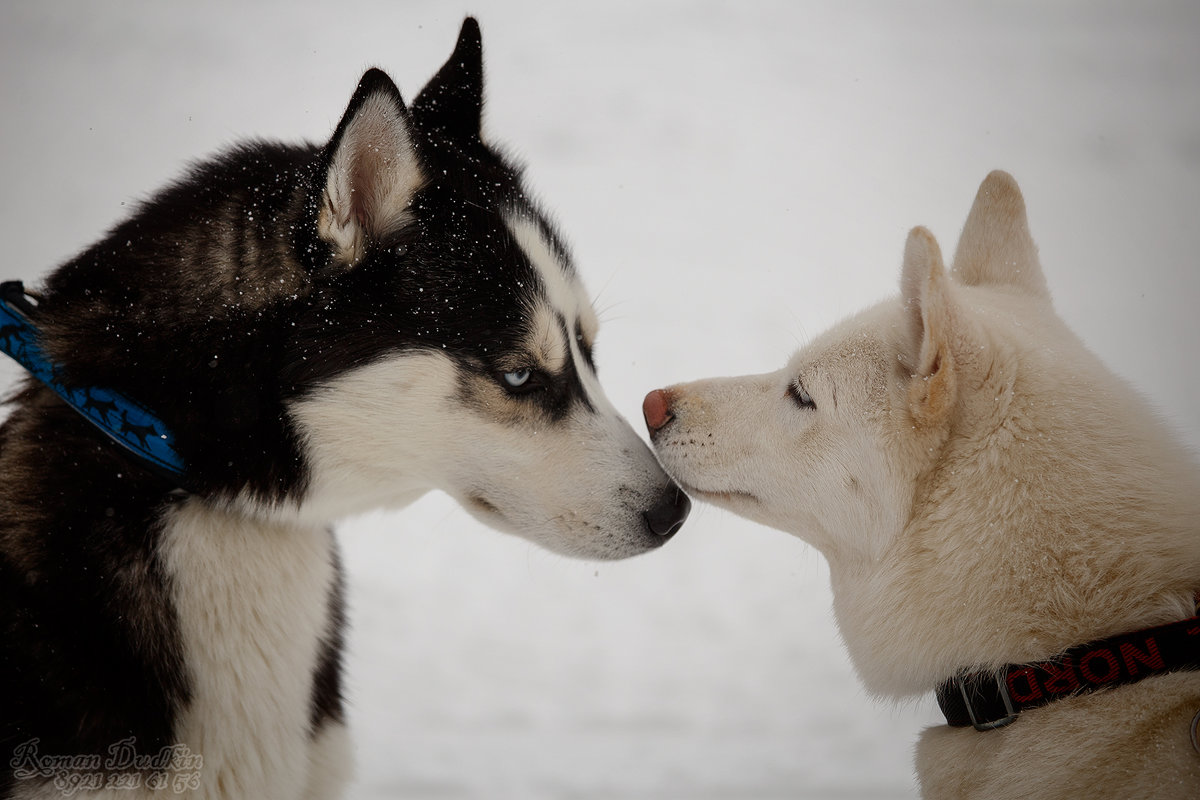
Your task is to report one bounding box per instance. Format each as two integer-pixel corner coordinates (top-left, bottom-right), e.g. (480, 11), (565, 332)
(644, 484), (691, 538)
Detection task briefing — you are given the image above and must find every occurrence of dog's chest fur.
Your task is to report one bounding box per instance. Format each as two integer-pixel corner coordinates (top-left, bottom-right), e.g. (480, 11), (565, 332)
(0, 396), (347, 799)
(159, 501), (341, 797)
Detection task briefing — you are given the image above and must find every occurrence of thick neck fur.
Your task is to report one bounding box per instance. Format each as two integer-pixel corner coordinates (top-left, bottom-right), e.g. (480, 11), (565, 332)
(832, 287), (1200, 697)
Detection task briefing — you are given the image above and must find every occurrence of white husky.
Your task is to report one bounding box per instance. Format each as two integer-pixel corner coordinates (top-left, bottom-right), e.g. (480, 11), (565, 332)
(644, 171), (1200, 798)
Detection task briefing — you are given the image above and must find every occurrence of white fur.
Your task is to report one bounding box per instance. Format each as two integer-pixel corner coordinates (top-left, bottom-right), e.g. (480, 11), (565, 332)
(651, 171), (1200, 797)
(505, 215), (579, 326)
(12, 503), (347, 800)
(160, 501), (343, 799)
(300, 724), (353, 800)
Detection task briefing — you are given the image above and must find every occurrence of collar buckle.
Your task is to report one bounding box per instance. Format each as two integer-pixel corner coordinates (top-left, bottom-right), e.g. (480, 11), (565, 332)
(957, 673), (1018, 731)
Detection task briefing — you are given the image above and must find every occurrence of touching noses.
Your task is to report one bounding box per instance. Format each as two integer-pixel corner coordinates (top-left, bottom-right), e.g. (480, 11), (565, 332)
(641, 387), (689, 539)
(642, 388), (674, 437)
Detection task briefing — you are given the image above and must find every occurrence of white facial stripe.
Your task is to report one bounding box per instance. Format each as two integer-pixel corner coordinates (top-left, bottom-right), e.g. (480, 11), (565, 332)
(578, 302), (599, 345)
(505, 213), (581, 326)
(568, 319), (615, 415)
(528, 304), (568, 373)
(505, 211), (604, 401)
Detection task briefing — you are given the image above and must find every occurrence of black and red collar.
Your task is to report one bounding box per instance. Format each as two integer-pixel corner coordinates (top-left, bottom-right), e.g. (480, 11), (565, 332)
(937, 612), (1200, 731)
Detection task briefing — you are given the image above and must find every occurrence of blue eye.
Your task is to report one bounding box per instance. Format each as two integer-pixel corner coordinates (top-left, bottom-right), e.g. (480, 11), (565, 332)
(503, 369), (532, 388)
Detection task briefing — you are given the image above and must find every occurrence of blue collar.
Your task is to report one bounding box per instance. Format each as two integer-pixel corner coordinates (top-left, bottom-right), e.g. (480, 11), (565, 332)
(0, 281), (187, 485)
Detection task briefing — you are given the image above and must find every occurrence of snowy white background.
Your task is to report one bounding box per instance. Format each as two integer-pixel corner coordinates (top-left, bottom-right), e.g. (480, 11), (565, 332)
(2, 2), (1199, 798)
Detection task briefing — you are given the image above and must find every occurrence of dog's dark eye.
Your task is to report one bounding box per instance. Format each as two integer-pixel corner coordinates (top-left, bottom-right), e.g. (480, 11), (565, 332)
(788, 379), (816, 410)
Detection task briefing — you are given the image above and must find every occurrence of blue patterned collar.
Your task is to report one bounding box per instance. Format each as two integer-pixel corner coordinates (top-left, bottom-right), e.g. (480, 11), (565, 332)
(0, 281), (186, 484)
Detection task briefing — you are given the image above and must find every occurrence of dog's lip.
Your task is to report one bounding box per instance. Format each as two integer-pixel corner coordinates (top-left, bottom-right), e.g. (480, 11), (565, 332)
(680, 482), (761, 506)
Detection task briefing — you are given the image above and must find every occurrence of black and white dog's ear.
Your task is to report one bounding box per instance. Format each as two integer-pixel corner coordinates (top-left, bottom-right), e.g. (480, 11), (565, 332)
(412, 17), (484, 143)
(318, 68), (424, 267)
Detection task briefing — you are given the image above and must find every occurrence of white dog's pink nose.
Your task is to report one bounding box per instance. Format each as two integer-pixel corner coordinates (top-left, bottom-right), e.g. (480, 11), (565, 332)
(643, 389), (674, 436)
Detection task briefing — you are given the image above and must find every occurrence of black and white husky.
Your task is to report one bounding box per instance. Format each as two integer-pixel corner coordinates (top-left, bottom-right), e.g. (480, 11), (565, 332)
(0, 19), (689, 799)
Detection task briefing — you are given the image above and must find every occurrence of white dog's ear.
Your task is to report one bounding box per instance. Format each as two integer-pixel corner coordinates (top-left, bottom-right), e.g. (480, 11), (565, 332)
(902, 227), (958, 425)
(318, 69), (425, 267)
(950, 170), (1048, 298)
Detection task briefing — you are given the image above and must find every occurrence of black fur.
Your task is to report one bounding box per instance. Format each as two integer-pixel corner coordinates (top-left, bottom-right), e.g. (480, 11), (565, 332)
(309, 535), (347, 735)
(0, 16), (589, 795)
(0, 388), (190, 794)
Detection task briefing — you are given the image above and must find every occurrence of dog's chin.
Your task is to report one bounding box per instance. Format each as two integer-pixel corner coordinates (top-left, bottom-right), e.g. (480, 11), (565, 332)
(462, 492), (522, 534)
(465, 492), (503, 519)
(460, 493), (667, 561)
